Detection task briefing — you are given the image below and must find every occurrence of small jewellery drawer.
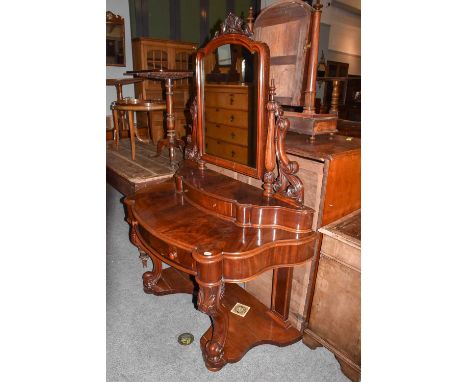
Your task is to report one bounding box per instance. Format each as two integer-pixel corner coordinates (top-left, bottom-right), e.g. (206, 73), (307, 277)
(137, 225), (195, 272)
(205, 90), (248, 111)
(205, 107), (247, 128)
(205, 137), (248, 165)
(205, 122), (248, 146)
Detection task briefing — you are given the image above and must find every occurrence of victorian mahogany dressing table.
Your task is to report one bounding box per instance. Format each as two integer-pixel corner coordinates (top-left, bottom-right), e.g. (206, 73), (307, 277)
(124, 15), (317, 371)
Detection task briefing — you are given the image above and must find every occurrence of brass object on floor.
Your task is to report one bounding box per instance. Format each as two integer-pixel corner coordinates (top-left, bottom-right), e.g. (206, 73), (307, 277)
(177, 333), (194, 346)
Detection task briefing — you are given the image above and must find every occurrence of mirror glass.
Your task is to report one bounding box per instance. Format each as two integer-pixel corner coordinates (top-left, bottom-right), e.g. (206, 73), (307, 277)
(106, 12), (125, 66)
(203, 44), (258, 168)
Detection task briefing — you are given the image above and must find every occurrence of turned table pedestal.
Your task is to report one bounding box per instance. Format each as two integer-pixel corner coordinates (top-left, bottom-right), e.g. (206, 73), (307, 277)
(125, 69), (193, 169)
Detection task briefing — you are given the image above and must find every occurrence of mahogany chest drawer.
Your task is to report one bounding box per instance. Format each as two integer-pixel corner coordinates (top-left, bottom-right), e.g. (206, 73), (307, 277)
(205, 89), (249, 111)
(205, 107), (247, 128)
(205, 136), (248, 165)
(205, 122), (248, 146)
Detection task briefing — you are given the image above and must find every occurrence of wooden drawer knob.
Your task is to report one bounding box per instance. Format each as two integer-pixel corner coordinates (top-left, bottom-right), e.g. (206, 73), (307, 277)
(231, 150), (236, 157)
(168, 249), (177, 260)
(229, 115), (235, 122)
(231, 132), (236, 139)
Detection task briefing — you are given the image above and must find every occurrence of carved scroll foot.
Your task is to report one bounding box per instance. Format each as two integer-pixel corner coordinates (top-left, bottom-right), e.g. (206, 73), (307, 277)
(204, 339), (226, 371)
(193, 249), (229, 371)
(142, 257), (163, 294)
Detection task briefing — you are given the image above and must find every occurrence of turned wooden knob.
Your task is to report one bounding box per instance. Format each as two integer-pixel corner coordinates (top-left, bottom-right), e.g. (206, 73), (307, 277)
(168, 249), (177, 260)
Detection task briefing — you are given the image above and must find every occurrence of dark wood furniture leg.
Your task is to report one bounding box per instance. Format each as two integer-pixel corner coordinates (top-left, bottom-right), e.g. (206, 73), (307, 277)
(155, 78), (185, 167)
(270, 267), (294, 326)
(193, 250), (229, 371)
(112, 108), (120, 148)
(329, 80), (340, 115)
(127, 110), (136, 160)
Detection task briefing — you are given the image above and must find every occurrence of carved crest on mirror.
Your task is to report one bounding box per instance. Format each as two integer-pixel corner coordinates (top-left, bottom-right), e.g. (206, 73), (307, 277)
(214, 13), (254, 39)
(106, 11), (123, 23)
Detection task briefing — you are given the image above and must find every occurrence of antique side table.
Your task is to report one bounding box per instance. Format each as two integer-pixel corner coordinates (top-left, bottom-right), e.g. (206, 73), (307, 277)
(107, 78), (144, 139)
(126, 69), (193, 168)
(106, 77), (144, 101)
(111, 98), (166, 160)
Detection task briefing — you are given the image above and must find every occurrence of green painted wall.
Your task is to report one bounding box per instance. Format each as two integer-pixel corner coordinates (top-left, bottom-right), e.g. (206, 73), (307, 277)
(208, 0), (227, 40)
(129, 0), (136, 38)
(180, 0), (200, 43)
(148, 0), (170, 39)
(235, 0), (252, 21)
(131, 0), (257, 44)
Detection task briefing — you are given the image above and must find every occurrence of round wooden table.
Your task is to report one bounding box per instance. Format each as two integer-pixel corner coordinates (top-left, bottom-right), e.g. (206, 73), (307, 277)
(111, 98), (166, 160)
(125, 69), (194, 168)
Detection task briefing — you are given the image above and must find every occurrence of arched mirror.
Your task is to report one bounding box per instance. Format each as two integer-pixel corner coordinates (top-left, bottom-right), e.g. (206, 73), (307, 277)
(106, 11), (125, 67)
(193, 14), (269, 179)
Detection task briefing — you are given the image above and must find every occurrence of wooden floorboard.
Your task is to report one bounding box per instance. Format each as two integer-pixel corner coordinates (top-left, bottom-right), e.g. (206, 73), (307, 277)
(106, 139), (181, 195)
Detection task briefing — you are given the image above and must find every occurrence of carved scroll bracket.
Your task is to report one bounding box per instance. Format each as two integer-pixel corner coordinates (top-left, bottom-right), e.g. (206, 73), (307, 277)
(263, 80), (305, 205)
(185, 97), (203, 165)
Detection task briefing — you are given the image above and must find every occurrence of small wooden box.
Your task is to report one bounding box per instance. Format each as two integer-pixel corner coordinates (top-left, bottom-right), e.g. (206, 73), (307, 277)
(303, 210), (361, 382)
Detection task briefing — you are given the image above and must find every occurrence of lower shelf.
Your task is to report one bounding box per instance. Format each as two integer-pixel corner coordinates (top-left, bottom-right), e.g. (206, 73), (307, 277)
(145, 267), (302, 368)
(201, 282), (302, 367)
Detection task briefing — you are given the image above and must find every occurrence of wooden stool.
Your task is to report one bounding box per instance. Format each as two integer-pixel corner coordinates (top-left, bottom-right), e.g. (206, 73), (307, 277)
(111, 98), (166, 160)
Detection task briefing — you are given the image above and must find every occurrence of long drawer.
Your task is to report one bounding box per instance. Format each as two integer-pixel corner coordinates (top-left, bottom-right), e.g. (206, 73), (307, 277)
(205, 107), (247, 128)
(205, 122), (248, 146)
(205, 137), (248, 165)
(205, 89), (249, 111)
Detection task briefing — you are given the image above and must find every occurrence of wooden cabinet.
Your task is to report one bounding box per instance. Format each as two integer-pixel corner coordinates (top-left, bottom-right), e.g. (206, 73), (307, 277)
(131, 38), (197, 142)
(204, 84), (253, 166)
(303, 210), (361, 382)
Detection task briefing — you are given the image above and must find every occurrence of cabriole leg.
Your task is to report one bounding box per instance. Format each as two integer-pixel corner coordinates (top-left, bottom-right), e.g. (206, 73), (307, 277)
(193, 249), (229, 371)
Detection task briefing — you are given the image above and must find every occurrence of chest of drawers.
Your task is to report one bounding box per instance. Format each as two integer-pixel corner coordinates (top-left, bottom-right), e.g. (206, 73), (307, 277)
(204, 84), (253, 166)
(303, 210), (361, 382)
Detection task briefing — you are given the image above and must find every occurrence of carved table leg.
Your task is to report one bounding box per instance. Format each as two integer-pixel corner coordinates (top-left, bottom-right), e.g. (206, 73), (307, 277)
(193, 249), (229, 371)
(127, 110), (136, 160)
(138, 250), (149, 268)
(112, 108), (120, 148)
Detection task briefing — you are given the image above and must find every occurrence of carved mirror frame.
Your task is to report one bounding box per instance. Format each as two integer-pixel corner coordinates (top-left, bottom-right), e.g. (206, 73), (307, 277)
(106, 11), (126, 67)
(193, 16), (270, 179)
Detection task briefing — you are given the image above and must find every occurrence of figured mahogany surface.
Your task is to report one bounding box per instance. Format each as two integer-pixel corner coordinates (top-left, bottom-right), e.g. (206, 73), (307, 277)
(126, 166), (317, 283)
